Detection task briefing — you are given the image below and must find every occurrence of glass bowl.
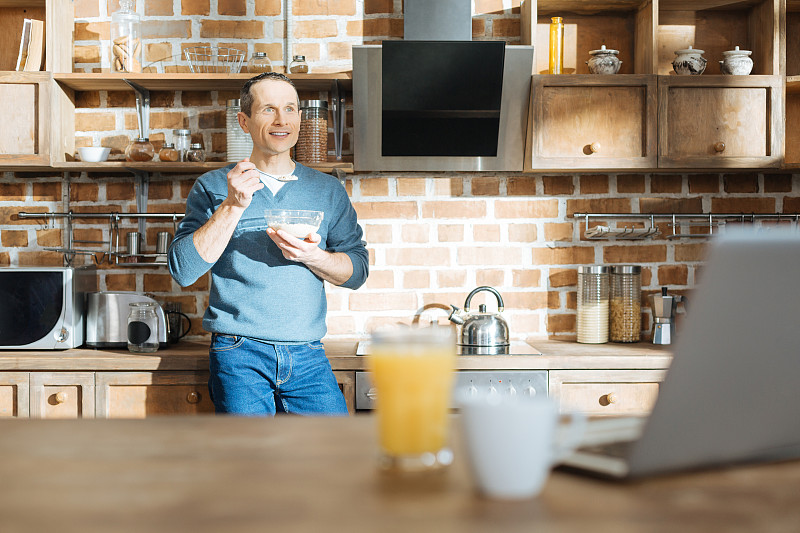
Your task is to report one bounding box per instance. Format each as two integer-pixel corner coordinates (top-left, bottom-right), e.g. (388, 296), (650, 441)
(264, 209), (324, 239)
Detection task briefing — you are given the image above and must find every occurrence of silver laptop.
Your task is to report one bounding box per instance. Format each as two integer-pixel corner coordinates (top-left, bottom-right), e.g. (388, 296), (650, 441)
(561, 227), (800, 479)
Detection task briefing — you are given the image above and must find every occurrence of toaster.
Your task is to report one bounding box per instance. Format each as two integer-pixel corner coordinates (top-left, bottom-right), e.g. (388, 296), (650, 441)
(85, 292), (168, 349)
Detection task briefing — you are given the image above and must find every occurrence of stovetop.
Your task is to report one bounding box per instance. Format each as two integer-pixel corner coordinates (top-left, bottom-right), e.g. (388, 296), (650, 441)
(355, 341), (541, 356)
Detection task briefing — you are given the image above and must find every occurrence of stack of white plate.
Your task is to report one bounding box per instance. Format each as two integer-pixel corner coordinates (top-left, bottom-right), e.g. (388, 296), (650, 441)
(226, 100), (253, 162)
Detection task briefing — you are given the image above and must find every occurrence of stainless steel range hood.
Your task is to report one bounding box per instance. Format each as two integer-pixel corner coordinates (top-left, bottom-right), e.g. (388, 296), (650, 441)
(353, 43), (533, 172)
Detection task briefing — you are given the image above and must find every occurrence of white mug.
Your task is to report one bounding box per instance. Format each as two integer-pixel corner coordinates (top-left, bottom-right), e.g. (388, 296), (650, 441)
(458, 393), (586, 500)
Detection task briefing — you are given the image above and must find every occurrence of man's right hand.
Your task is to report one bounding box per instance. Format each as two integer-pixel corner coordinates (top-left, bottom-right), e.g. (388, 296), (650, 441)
(224, 158), (264, 209)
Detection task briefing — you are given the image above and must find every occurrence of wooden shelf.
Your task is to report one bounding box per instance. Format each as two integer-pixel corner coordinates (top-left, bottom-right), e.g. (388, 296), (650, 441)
(0, 0), (44, 6)
(5, 161), (354, 174)
(788, 76), (800, 94)
(54, 72), (353, 92)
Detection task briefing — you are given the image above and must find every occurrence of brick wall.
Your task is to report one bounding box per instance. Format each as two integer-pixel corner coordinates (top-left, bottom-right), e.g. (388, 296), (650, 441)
(2, 2), (799, 343)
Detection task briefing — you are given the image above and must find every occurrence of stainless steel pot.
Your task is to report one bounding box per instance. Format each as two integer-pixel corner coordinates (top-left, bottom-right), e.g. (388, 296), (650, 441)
(448, 286), (510, 355)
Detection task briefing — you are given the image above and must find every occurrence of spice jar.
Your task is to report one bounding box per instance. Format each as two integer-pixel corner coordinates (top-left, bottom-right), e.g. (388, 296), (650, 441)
(549, 17), (564, 74)
(173, 129), (191, 161)
(127, 302), (160, 353)
(609, 265), (641, 342)
(125, 138), (154, 162)
(289, 55), (309, 74)
(295, 100), (328, 164)
(111, 0), (142, 73)
(186, 143), (206, 162)
(577, 266), (609, 344)
(226, 99), (253, 162)
(158, 143), (179, 162)
(249, 52), (272, 73)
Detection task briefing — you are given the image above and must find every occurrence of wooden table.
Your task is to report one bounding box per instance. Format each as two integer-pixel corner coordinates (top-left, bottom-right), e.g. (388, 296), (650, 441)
(0, 416), (797, 533)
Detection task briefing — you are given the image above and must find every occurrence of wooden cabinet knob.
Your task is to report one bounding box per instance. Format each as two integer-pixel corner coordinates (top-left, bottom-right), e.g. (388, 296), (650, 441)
(714, 142), (725, 153)
(54, 391), (69, 404)
(186, 391), (200, 404)
(589, 142), (601, 154)
(602, 393), (617, 405)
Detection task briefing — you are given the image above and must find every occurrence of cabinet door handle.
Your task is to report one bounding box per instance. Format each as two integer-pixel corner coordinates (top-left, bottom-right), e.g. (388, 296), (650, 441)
(714, 142), (726, 153)
(54, 391), (69, 404)
(186, 391), (200, 404)
(602, 393), (617, 406)
(366, 388), (378, 401)
(589, 142), (601, 154)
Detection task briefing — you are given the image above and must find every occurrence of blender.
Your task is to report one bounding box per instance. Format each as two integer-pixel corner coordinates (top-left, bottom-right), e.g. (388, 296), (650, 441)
(648, 287), (687, 345)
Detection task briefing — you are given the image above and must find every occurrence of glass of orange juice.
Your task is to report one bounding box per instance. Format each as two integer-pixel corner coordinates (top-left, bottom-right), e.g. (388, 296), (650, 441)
(369, 326), (457, 472)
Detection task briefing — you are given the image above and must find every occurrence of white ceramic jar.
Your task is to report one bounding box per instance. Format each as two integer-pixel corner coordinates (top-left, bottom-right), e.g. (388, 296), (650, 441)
(586, 45), (621, 75)
(719, 46), (753, 75)
(672, 46), (707, 75)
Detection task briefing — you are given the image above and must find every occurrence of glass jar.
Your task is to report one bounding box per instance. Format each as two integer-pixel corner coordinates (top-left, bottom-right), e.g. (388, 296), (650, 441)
(610, 265), (642, 342)
(158, 142), (179, 162)
(226, 99), (253, 162)
(577, 265), (609, 344)
(111, 0), (142, 73)
(249, 52), (272, 73)
(295, 100), (328, 164)
(173, 129), (191, 161)
(127, 302), (159, 353)
(548, 16), (564, 75)
(186, 143), (206, 162)
(125, 138), (154, 162)
(289, 55), (309, 74)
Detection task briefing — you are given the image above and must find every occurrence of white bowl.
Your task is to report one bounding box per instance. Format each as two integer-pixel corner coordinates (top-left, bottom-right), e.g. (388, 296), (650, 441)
(78, 147), (111, 162)
(264, 209), (323, 238)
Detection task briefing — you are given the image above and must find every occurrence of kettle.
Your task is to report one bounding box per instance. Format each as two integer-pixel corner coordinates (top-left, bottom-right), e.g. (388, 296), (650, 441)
(448, 286), (510, 355)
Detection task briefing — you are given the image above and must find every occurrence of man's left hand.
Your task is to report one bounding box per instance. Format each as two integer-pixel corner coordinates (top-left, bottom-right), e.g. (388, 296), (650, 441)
(267, 228), (323, 264)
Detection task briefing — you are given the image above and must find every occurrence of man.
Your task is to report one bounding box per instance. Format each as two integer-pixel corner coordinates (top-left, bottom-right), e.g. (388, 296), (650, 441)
(168, 72), (368, 416)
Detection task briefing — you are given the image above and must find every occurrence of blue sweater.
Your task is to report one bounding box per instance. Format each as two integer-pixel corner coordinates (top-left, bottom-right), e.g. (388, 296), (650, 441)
(168, 163), (368, 343)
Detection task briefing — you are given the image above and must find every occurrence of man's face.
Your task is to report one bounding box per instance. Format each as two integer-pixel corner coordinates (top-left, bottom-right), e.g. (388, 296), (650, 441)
(239, 80), (300, 158)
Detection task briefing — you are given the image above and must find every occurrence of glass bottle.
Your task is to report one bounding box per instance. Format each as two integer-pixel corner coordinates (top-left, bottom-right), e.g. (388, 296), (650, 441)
(125, 138), (154, 162)
(127, 302), (160, 353)
(296, 100), (328, 164)
(289, 55), (309, 74)
(226, 99), (253, 162)
(577, 266), (609, 344)
(111, 0), (142, 73)
(173, 129), (191, 161)
(609, 265), (642, 342)
(549, 16), (564, 75)
(249, 52), (273, 73)
(186, 143), (206, 162)
(158, 142), (179, 162)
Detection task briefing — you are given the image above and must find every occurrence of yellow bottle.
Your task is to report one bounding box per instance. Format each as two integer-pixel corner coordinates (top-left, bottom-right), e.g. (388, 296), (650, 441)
(549, 16), (564, 74)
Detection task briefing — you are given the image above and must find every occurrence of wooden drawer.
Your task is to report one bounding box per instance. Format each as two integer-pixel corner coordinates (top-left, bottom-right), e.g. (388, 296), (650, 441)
(658, 75), (783, 168)
(527, 75), (657, 170)
(549, 370), (666, 417)
(333, 371), (356, 414)
(30, 372), (95, 419)
(0, 372), (30, 418)
(96, 372), (215, 418)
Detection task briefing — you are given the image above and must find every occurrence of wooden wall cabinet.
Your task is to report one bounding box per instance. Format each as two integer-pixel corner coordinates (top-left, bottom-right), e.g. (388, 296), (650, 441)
(549, 369), (667, 417)
(30, 372), (95, 419)
(0, 372), (30, 418)
(526, 75), (658, 170)
(658, 75), (783, 168)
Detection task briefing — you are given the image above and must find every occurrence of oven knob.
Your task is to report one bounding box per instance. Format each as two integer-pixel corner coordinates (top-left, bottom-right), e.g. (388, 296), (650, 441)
(506, 383), (517, 396)
(488, 386), (498, 396)
(524, 386), (537, 397)
(467, 385), (478, 397)
(54, 328), (69, 343)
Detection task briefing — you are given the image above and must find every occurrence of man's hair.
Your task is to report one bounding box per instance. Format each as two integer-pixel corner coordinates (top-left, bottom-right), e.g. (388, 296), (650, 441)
(239, 72), (297, 117)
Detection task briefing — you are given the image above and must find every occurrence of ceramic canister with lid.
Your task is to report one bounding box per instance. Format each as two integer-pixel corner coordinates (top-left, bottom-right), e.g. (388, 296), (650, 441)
(577, 266), (610, 344)
(719, 46), (753, 75)
(586, 45), (621, 74)
(672, 46), (707, 75)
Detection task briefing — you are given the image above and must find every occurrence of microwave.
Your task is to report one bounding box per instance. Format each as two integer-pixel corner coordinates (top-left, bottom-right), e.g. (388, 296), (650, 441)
(0, 266), (97, 350)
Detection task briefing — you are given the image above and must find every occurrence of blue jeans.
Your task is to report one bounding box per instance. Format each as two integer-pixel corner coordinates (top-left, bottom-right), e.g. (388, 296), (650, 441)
(208, 334), (349, 416)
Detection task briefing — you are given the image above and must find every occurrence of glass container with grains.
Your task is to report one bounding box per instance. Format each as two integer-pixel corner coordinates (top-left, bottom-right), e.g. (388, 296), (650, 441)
(577, 266), (609, 344)
(289, 55), (309, 74)
(609, 265), (642, 342)
(125, 138), (154, 162)
(295, 100), (328, 164)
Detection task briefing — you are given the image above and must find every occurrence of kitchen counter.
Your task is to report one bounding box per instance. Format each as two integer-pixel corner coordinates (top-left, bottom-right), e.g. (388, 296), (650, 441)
(0, 339), (672, 371)
(0, 415), (796, 533)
